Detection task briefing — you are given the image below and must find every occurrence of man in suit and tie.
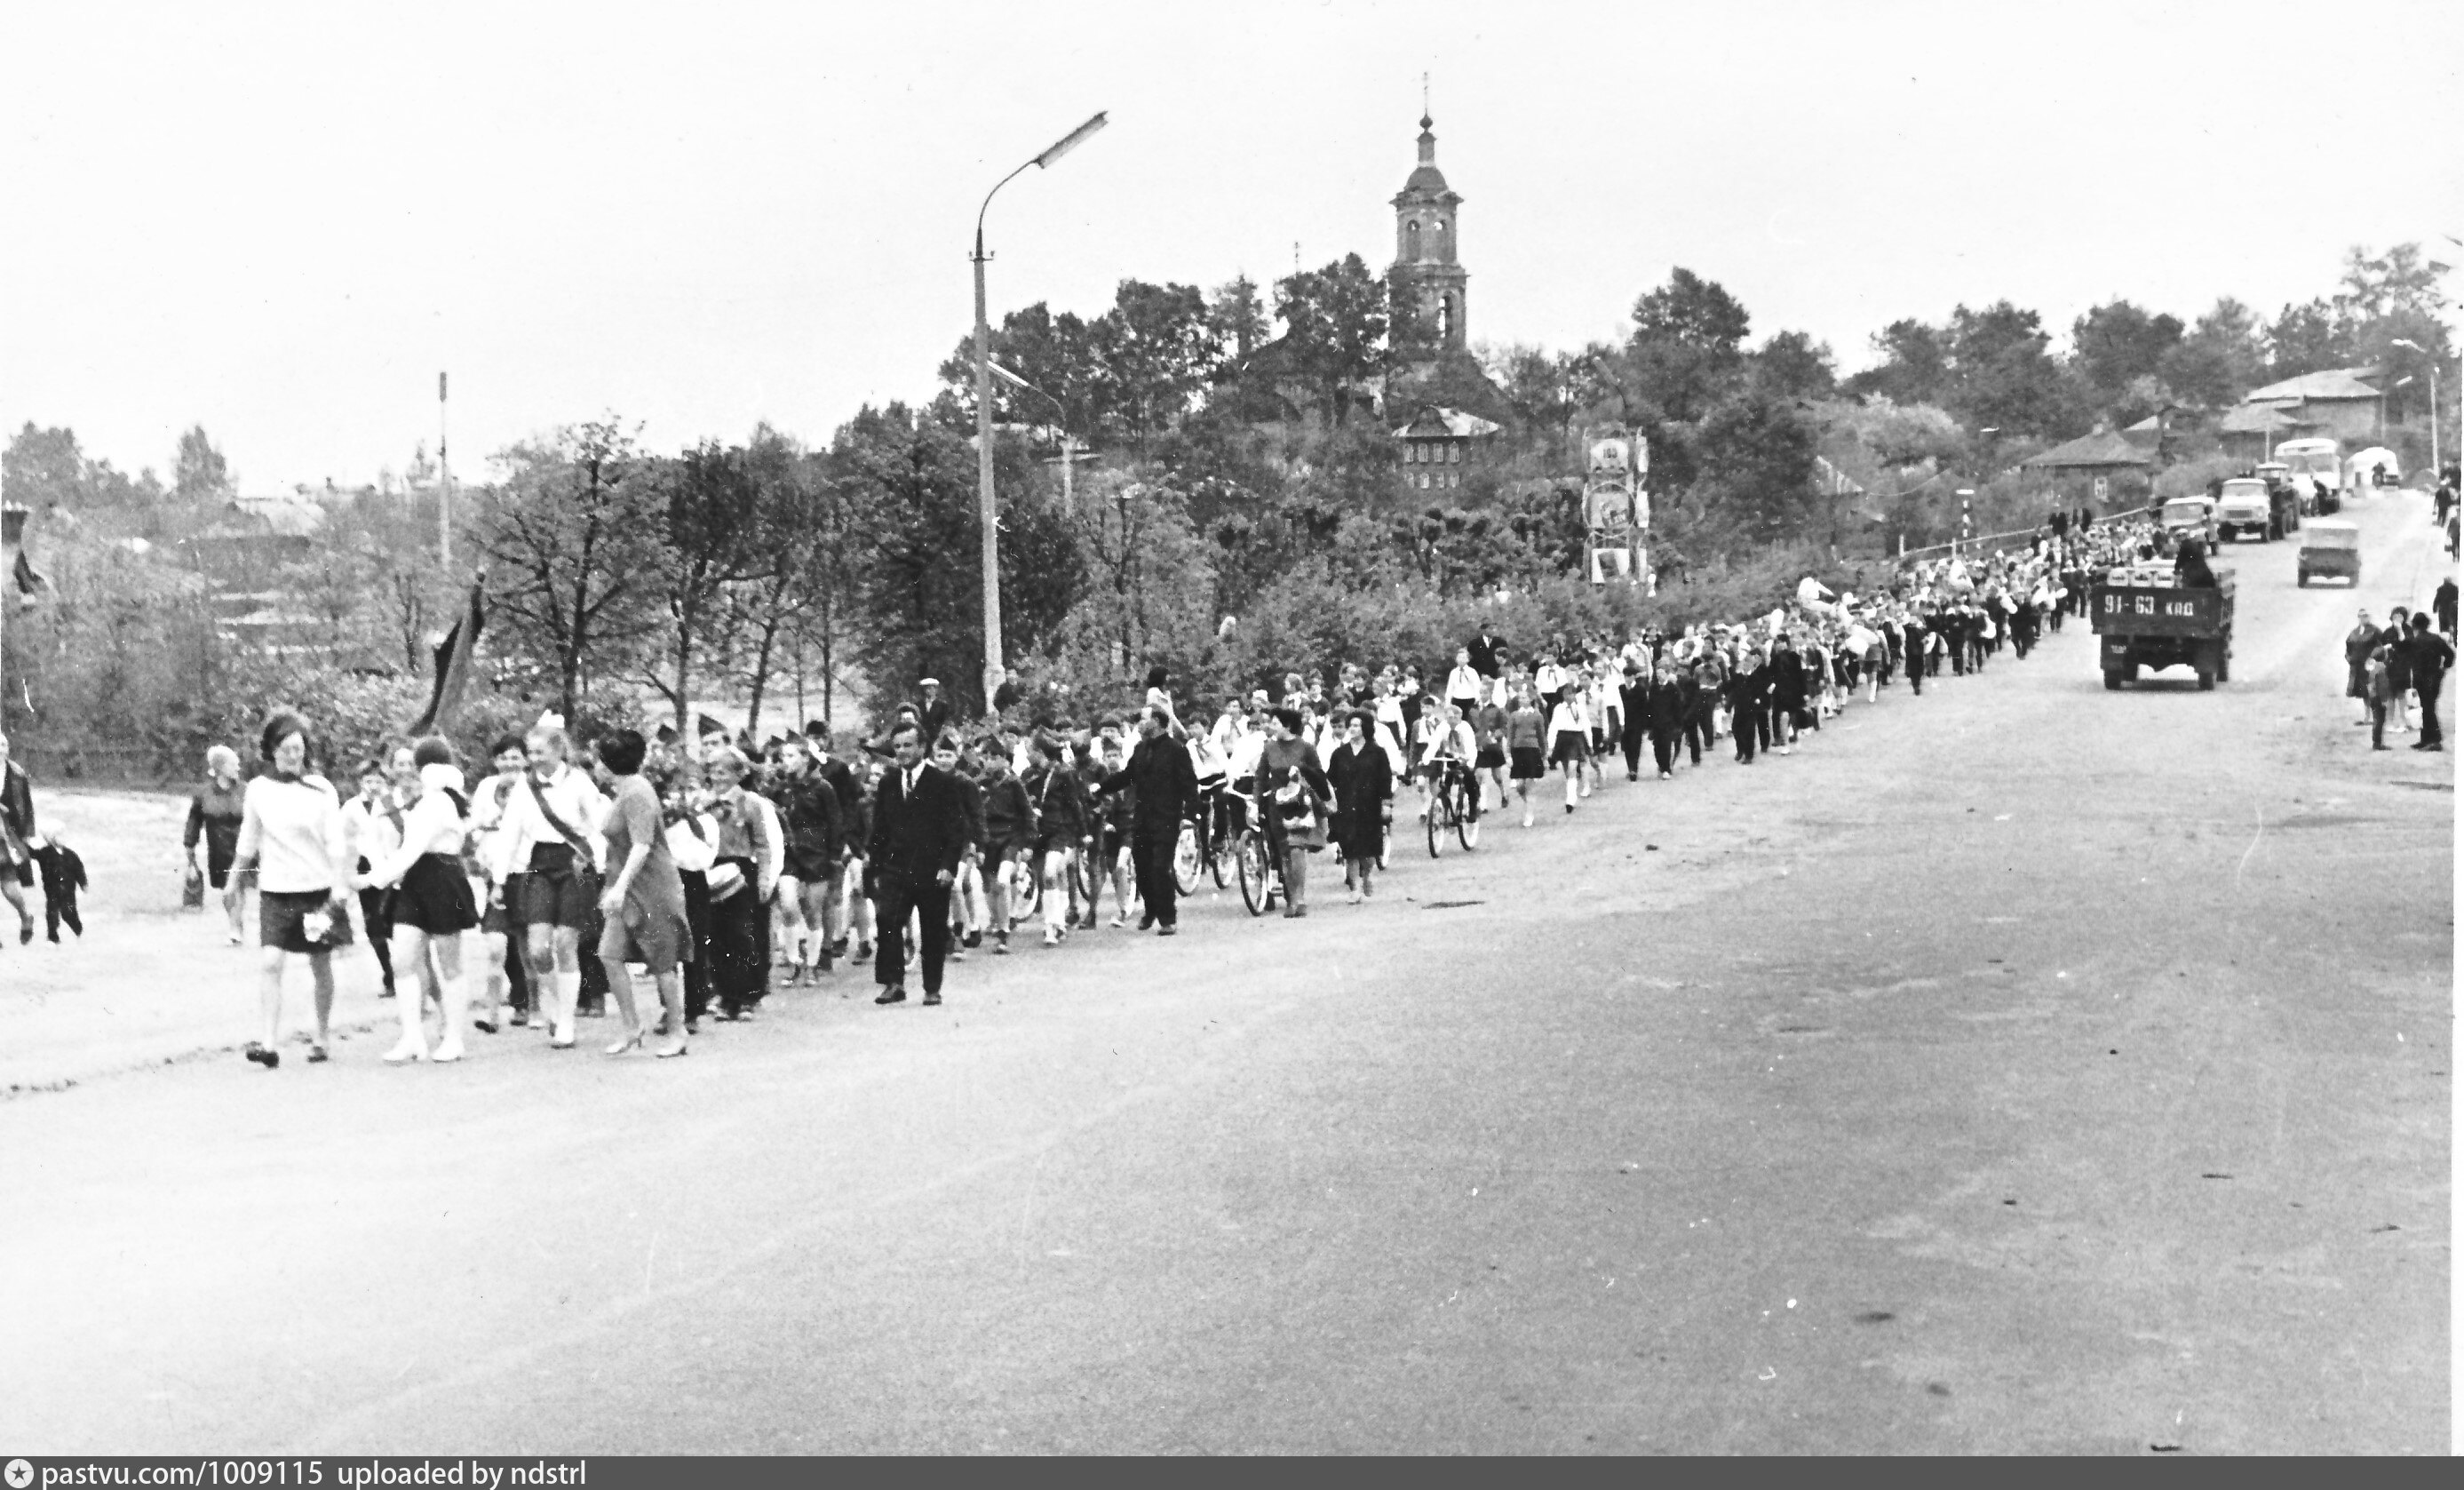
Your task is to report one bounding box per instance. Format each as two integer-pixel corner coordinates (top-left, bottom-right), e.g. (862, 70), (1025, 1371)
(865, 720), (971, 1006)
(1095, 705), (1198, 935)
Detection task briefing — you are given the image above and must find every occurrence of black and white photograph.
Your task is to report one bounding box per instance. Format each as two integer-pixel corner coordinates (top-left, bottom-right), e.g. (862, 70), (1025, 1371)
(0, 0), (2454, 1461)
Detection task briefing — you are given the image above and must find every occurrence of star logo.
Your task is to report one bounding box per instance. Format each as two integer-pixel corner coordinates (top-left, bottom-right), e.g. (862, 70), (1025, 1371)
(4, 1459), (35, 1489)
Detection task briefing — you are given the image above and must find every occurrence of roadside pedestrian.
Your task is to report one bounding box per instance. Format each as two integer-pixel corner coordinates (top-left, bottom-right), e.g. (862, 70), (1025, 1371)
(2346, 610), (2382, 726)
(1093, 705), (1197, 935)
(498, 718), (608, 1048)
(355, 737), (480, 1064)
(2404, 613), (2452, 752)
(592, 729), (691, 1057)
(185, 745), (250, 944)
(2435, 577), (2457, 641)
(2385, 607), (2417, 734)
(700, 746), (774, 1020)
(1328, 710), (1391, 903)
(227, 712), (353, 1067)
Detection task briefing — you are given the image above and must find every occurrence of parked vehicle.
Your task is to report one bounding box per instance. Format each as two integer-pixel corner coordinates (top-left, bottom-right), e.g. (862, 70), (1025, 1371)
(2213, 478), (2273, 541)
(2158, 496), (2216, 546)
(2093, 570), (2235, 690)
(2294, 519), (2361, 587)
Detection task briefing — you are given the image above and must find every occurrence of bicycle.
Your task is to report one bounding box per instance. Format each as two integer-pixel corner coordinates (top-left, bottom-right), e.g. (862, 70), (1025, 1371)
(1425, 758), (1481, 857)
(1231, 785), (1282, 917)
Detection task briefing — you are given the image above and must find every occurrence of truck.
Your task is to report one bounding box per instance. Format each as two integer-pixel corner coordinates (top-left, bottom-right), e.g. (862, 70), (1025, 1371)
(2212, 477), (2273, 541)
(2092, 570), (2235, 690)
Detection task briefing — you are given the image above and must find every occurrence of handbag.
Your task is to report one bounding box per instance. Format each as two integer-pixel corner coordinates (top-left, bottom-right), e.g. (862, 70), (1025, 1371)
(181, 862), (206, 910)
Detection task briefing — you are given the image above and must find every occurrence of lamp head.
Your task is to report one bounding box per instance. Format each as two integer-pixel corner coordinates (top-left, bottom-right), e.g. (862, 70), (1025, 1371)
(1036, 112), (1109, 169)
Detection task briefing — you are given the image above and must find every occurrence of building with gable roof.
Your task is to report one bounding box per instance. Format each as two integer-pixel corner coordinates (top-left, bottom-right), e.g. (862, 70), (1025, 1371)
(2237, 366), (2383, 447)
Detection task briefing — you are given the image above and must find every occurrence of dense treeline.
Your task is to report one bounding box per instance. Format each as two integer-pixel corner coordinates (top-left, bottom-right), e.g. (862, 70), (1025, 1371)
(3, 242), (2451, 772)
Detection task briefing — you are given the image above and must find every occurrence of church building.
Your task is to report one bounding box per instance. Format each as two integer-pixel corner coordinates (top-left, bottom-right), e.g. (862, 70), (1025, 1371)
(1390, 111), (1468, 351)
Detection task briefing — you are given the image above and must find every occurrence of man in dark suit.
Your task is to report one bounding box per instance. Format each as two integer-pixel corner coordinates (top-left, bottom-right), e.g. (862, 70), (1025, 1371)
(865, 721), (970, 1006)
(1095, 705), (1197, 934)
(1467, 627), (1506, 682)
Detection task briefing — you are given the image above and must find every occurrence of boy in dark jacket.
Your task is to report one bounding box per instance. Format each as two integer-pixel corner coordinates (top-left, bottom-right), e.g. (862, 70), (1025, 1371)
(33, 837), (86, 940)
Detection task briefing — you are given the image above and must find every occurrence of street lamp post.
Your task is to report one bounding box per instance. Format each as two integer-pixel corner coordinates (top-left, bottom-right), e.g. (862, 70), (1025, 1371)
(2391, 338), (2440, 479)
(973, 110), (1108, 715)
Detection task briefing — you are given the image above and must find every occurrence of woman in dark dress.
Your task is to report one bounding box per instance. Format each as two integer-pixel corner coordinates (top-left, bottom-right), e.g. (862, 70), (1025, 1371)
(1325, 711), (1392, 904)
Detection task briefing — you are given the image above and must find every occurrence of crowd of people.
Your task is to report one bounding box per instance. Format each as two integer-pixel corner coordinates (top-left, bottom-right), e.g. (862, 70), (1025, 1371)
(2, 502), (2451, 1071)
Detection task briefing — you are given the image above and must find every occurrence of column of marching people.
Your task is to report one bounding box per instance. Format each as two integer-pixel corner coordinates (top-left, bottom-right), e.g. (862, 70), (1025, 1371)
(59, 510), (2436, 1069)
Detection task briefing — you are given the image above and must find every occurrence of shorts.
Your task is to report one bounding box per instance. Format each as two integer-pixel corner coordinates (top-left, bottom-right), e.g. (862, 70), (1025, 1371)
(598, 899), (691, 976)
(259, 888), (356, 956)
(1548, 729), (1588, 766)
(206, 842), (239, 891)
(1510, 745), (1546, 781)
(394, 854), (481, 936)
(783, 846), (838, 884)
(1474, 743), (1506, 769)
(482, 872), (524, 936)
(982, 838), (1029, 867)
(520, 851), (593, 930)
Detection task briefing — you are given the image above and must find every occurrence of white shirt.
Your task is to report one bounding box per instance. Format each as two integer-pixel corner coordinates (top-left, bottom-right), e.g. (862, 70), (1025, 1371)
(1533, 663), (1570, 696)
(1419, 719), (1477, 764)
(1445, 665), (1482, 701)
(666, 812), (719, 874)
(495, 763), (608, 873)
(234, 775), (347, 896)
(362, 765), (471, 889)
(1547, 698), (1588, 736)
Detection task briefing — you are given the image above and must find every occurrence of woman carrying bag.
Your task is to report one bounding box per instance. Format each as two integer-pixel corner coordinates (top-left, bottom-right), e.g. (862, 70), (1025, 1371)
(1258, 708), (1331, 919)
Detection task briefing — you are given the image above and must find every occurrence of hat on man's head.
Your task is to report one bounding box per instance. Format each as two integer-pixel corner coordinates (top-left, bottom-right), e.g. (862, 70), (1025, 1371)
(919, 677), (941, 689)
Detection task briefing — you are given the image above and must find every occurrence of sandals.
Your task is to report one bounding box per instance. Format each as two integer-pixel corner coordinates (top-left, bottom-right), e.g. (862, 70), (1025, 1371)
(243, 1042), (279, 1069)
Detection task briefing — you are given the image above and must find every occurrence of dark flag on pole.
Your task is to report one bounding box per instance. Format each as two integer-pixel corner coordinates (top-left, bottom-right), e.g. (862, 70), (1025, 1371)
(407, 577), (486, 736)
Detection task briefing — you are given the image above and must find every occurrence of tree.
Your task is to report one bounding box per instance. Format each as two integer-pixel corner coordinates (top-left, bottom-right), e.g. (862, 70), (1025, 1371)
(171, 426), (234, 505)
(1751, 330), (1836, 402)
(4, 423), (83, 511)
(2158, 298), (2268, 409)
(1688, 393), (1816, 544)
(1208, 275), (1269, 363)
(1493, 343), (1581, 440)
(1274, 254), (1390, 426)
(1090, 278), (1220, 442)
(1845, 319), (1951, 406)
(473, 418), (673, 725)
(2335, 242), (2449, 324)
(2266, 299), (2347, 378)
(719, 435), (843, 739)
(652, 434), (772, 735)
(836, 402), (1085, 723)
(1625, 267), (1753, 422)
(1944, 301), (2080, 439)
(938, 302), (1104, 439)
(2071, 300), (2183, 404)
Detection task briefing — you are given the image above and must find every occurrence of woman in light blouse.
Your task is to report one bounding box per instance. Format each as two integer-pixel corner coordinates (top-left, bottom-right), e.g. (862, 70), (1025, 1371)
(227, 712), (353, 1068)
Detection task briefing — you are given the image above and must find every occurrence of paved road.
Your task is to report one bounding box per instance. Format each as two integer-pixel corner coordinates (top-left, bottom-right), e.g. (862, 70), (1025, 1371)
(0, 492), (2449, 1454)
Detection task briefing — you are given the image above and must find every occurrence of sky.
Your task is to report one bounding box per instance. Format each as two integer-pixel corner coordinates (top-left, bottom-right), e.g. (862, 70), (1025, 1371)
(4, 0), (2460, 493)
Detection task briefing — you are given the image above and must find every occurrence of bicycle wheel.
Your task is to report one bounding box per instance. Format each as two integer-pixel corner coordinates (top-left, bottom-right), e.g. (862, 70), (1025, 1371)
(1208, 813), (1232, 888)
(1377, 821), (1391, 870)
(1237, 831), (1271, 916)
(1426, 793), (1445, 858)
(1173, 821), (1201, 896)
(1456, 781), (1481, 850)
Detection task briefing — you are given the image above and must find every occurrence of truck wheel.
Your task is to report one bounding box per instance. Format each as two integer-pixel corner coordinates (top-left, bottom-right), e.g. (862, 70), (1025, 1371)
(2197, 670), (2215, 691)
(2103, 671), (2121, 691)
(2217, 655), (2230, 683)
(2298, 571), (2309, 586)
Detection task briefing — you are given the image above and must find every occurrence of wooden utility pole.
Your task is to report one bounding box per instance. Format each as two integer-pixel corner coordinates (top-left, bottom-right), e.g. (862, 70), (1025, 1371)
(438, 371), (454, 573)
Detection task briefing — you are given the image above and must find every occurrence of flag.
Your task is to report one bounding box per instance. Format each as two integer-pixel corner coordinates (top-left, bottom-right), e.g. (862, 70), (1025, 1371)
(407, 578), (486, 736)
(12, 547), (48, 596)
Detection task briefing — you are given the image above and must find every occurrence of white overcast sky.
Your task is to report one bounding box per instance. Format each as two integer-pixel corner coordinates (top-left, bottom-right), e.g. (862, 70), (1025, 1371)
(4, 0), (2460, 492)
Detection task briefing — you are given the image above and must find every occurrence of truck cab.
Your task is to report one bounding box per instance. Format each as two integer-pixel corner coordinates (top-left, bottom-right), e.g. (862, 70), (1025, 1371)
(2214, 478), (2273, 541)
(2159, 496), (2216, 546)
(2295, 519), (2360, 587)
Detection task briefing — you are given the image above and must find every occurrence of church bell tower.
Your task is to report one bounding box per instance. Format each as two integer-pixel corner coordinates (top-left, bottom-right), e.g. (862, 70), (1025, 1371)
(1389, 108), (1467, 353)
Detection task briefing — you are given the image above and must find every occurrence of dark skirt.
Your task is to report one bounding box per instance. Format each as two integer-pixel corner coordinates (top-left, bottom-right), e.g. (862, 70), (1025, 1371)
(707, 856), (767, 1007)
(260, 888), (355, 955)
(1510, 745), (1546, 781)
(395, 853), (480, 936)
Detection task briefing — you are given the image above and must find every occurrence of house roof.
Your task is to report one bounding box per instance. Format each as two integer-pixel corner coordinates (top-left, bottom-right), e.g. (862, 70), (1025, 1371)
(2243, 368), (2381, 402)
(227, 495), (328, 538)
(1392, 405), (1501, 439)
(2019, 430), (2152, 469)
(2217, 402), (2304, 434)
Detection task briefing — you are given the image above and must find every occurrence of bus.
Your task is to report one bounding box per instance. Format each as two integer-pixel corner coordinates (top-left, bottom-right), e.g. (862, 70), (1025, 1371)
(2273, 437), (2343, 509)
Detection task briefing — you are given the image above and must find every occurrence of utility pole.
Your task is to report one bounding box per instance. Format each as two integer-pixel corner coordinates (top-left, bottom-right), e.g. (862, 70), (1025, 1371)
(438, 371), (454, 574)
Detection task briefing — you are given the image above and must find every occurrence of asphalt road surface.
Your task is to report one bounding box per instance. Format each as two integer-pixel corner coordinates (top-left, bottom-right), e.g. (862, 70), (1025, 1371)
(1, 490), (2450, 1455)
